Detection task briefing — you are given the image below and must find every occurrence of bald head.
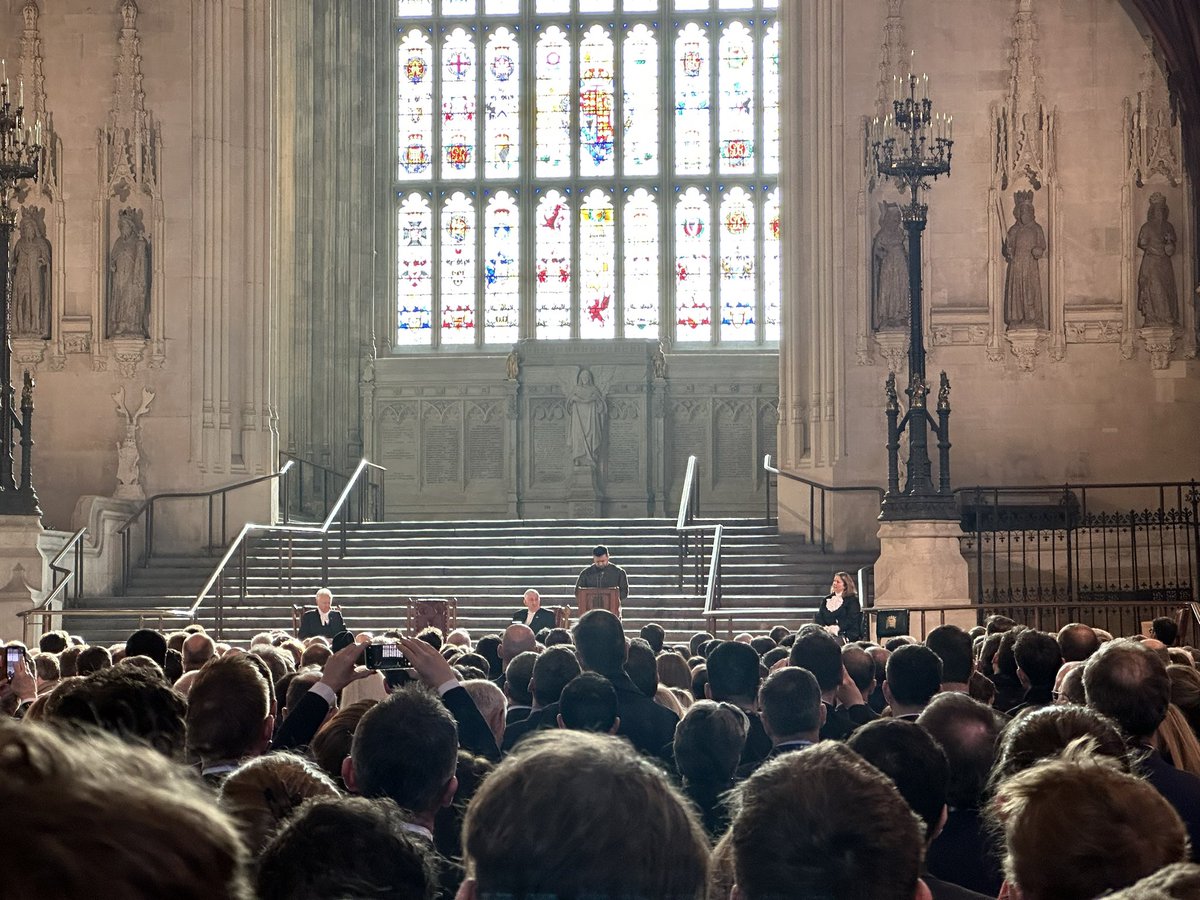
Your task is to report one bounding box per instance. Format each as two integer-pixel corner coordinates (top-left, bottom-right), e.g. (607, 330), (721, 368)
(181, 633), (216, 673)
(1057, 623), (1100, 663)
(501, 624), (537, 669)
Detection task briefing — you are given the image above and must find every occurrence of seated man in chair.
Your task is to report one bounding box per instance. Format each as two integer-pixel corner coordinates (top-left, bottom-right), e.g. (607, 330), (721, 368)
(513, 589), (556, 633)
(298, 588), (345, 640)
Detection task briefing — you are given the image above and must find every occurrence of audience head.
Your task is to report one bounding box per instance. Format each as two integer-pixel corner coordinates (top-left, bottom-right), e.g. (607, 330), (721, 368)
(625, 637), (659, 697)
(925, 625), (973, 685)
(768, 625), (790, 643)
(39, 629), (69, 654)
(499, 623), (535, 668)
(639, 622), (666, 654)
(847, 718), (949, 842)
(462, 679), (507, 749)
(990, 751), (1187, 900)
(1084, 638), (1171, 740)
(657, 651), (693, 691)
(558, 672), (619, 733)
(460, 731), (708, 900)
(884, 644), (942, 713)
(543, 627), (572, 647)
(917, 692), (1005, 810)
(0, 722), (250, 899)
(1168, 663), (1200, 737)
(530, 645), (581, 707)
(503, 650), (537, 707)
(75, 645), (112, 676)
(840, 644), (876, 696)
(446, 628), (472, 649)
(348, 686), (459, 821)
(788, 629), (843, 693)
(985, 614), (1017, 634)
(690, 664), (708, 702)
(257, 797), (438, 900)
(474, 635), (502, 678)
(186, 654), (274, 767)
(706, 640), (762, 705)
(1103, 863), (1200, 900)
(730, 742), (927, 900)
(989, 704), (1128, 790)
(1055, 659), (1086, 704)
(217, 754), (339, 853)
(759, 666), (823, 743)
(1152, 616), (1181, 647)
(310, 700), (377, 784)
(572, 609), (626, 675)
(1013, 629), (1062, 691)
(180, 631), (216, 673)
(689, 631), (714, 657)
(673, 699), (748, 785)
(124, 628), (168, 666)
(1057, 622), (1101, 662)
(299, 642), (331, 669)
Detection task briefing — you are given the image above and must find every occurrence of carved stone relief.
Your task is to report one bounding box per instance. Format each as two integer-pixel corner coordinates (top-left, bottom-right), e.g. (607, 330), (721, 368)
(111, 386), (154, 500)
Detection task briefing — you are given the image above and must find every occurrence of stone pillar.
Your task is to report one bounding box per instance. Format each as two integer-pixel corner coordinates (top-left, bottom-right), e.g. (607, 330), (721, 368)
(0, 516), (45, 643)
(873, 519), (973, 638)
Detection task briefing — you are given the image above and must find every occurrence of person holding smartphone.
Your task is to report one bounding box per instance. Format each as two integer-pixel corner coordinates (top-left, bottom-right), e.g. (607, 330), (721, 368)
(2, 645), (37, 717)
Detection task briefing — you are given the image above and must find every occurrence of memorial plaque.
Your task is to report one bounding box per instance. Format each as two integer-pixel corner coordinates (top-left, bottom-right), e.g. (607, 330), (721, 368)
(670, 403), (709, 487)
(423, 414), (461, 486)
(379, 406), (418, 481)
(533, 421), (567, 485)
(758, 406), (778, 465)
(468, 421), (504, 482)
(608, 424), (641, 484)
(715, 408), (753, 482)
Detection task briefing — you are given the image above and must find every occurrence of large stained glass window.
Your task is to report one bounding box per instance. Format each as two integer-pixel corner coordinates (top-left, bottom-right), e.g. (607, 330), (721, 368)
(394, 0), (779, 349)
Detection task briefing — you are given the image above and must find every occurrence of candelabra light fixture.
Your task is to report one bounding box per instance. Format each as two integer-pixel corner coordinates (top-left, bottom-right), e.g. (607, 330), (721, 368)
(870, 68), (958, 521)
(0, 60), (44, 516)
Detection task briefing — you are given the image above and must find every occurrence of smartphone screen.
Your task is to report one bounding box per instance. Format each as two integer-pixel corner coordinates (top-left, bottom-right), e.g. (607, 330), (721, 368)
(6, 646), (24, 679)
(364, 642), (408, 670)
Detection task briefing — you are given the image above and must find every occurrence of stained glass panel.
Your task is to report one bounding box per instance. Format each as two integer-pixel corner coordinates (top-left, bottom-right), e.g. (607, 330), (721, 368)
(718, 21), (755, 174)
(535, 191), (572, 339)
(719, 186), (756, 340)
(675, 23), (711, 175)
(441, 28), (477, 179)
(397, 194), (433, 345)
(579, 190), (616, 339)
(763, 188), (781, 341)
(579, 26), (616, 177)
(441, 192), (476, 343)
(623, 25), (658, 175)
(536, 27), (572, 177)
(763, 22), (780, 176)
(397, 30), (434, 180)
(484, 192), (520, 344)
(675, 187), (711, 342)
(485, 28), (520, 178)
(624, 189), (659, 338)
(397, 0), (433, 16)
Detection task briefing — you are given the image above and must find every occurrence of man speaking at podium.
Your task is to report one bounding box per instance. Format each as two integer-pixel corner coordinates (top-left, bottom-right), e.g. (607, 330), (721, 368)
(575, 545), (629, 606)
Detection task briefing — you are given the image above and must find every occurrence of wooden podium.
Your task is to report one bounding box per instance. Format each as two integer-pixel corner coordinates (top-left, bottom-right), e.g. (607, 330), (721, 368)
(575, 587), (621, 619)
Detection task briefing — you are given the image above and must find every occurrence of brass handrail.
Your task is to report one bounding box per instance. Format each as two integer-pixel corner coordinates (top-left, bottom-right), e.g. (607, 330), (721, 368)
(16, 526), (87, 645)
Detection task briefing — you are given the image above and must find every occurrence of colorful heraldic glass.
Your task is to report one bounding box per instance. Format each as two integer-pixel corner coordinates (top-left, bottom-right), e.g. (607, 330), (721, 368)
(718, 22), (755, 174)
(579, 26), (616, 177)
(579, 190), (616, 339)
(762, 22), (780, 176)
(675, 187), (712, 342)
(441, 192), (477, 343)
(675, 23), (711, 176)
(719, 186), (756, 339)
(763, 188), (781, 341)
(535, 191), (572, 340)
(624, 189), (660, 338)
(442, 28), (478, 179)
(397, 194), (434, 345)
(398, 30), (434, 180)
(484, 192), (520, 344)
(485, 28), (520, 179)
(536, 27), (573, 177)
(623, 25), (659, 176)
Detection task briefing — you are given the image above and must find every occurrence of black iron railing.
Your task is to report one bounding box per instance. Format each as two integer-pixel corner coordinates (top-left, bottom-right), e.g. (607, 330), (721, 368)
(278, 451), (354, 524)
(957, 481), (1200, 606)
(762, 454), (886, 552)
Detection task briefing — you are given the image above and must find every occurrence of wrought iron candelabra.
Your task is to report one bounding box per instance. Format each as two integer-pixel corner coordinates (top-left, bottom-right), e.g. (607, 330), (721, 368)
(870, 71), (956, 521)
(0, 63), (43, 516)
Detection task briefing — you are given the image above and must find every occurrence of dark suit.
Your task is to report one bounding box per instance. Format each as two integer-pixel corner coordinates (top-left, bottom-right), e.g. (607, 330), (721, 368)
(512, 606), (557, 633)
(926, 807), (1004, 897)
(814, 593), (862, 642)
(575, 563), (629, 601)
(298, 608), (345, 640)
(1138, 745), (1200, 855)
(819, 701), (876, 741)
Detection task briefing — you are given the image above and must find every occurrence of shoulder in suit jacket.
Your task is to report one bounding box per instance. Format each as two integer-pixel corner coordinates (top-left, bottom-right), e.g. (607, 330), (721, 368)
(298, 608), (345, 640)
(511, 607), (556, 633)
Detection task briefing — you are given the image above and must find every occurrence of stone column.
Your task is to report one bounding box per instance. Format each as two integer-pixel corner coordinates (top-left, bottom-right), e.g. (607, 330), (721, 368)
(873, 520), (973, 637)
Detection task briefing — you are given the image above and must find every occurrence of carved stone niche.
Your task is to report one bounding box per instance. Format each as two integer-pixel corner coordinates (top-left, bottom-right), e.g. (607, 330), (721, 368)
(1004, 328), (1048, 373)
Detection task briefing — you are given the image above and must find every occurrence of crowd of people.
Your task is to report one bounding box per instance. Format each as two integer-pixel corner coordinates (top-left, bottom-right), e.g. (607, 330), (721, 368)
(3, 600), (1200, 899)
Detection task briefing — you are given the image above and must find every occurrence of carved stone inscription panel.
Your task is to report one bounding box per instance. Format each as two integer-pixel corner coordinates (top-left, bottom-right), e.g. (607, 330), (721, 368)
(715, 402), (754, 483)
(531, 400), (568, 487)
(422, 403), (462, 487)
(379, 404), (418, 481)
(467, 404), (504, 483)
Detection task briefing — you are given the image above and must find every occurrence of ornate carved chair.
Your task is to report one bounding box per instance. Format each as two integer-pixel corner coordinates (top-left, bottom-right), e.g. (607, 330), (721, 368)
(406, 597), (458, 636)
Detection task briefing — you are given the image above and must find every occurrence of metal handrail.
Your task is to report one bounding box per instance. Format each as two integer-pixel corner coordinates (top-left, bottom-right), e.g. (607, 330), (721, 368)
(115, 460), (296, 593)
(191, 458), (386, 637)
(16, 527), (87, 645)
(675, 455), (709, 591)
(278, 451), (354, 523)
(16, 605), (193, 645)
(762, 454), (886, 551)
(699, 523), (724, 618)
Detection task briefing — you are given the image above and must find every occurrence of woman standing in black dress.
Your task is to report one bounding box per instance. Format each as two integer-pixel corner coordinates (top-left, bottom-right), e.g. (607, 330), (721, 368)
(814, 571), (862, 643)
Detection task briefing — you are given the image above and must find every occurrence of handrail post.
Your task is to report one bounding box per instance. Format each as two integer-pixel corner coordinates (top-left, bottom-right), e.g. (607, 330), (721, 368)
(820, 490), (827, 553)
(145, 502), (153, 565)
(221, 493), (228, 550)
(239, 538), (248, 600)
(207, 494), (214, 554)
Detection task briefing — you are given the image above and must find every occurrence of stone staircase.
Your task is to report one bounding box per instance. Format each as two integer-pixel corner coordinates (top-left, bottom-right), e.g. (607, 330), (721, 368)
(63, 518), (870, 645)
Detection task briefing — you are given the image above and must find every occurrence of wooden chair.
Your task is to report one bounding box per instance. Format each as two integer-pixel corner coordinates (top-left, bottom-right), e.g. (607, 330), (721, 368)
(291, 604), (342, 637)
(553, 605), (570, 629)
(406, 597), (458, 636)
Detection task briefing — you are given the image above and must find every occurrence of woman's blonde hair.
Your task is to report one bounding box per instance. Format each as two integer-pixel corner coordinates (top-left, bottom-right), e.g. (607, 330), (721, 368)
(833, 571), (858, 596)
(1157, 702), (1200, 777)
(657, 651), (693, 690)
(218, 753), (340, 852)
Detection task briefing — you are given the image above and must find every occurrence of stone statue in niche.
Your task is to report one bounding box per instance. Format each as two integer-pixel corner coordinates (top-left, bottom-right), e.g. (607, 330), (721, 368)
(107, 208), (151, 339)
(567, 368), (606, 469)
(1137, 193), (1179, 326)
(1003, 191), (1047, 328)
(873, 202), (910, 330)
(12, 207), (51, 339)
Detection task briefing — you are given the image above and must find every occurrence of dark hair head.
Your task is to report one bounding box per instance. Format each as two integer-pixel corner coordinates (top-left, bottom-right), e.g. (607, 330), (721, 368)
(124, 629), (167, 666)
(1014, 630), (1063, 688)
(886, 644), (943, 708)
(1084, 639), (1171, 739)
(917, 692), (1005, 809)
(530, 645), (582, 706)
(456, 652), (491, 676)
(985, 615), (1017, 635)
(762, 647), (789, 669)
(1152, 616), (1181, 647)
(769, 626), (791, 643)
(310, 700), (377, 783)
(544, 627), (573, 647)
(990, 704), (1128, 791)
(504, 651), (538, 707)
(39, 630), (69, 654)
(572, 609), (626, 675)
(559, 672), (619, 733)
(186, 654), (271, 765)
(841, 644), (875, 694)
(689, 632), (714, 657)
(926, 625), (974, 684)
(996, 626), (1028, 679)
(474, 635), (502, 678)
(639, 623), (666, 654)
(76, 645), (113, 676)
(351, 686), (459, 815)
(592, 544), (610, 557)
(978, 633), (1004, 678)
(759, 666), (822, 738)
(1057, 623), (1101, 663)
(788, 630), (843, 692)
(749, 636), (777, 657)
(416, 626), (443, 651)
(625, 637), (659, 698)
(674, 700), (749, 784)
(690, 664), (708, 702)
(257, 796), (438, 900)
(707, 640), (762, 703)
(43, 664), (188, 759)
(847, 718), (949, 839)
